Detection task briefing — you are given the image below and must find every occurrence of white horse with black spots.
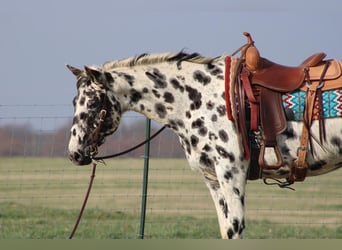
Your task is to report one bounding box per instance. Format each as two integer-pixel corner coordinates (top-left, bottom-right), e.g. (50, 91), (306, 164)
(67, 51), (342, 239)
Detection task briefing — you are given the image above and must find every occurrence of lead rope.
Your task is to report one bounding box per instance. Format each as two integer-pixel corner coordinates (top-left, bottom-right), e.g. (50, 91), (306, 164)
(69, 163), (97, 239)
(92, 126), (166, 161)
(68, 126), (166, 239)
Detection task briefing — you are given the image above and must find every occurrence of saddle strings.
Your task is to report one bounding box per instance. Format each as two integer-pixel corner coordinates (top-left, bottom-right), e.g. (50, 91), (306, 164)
(263, 178), (295, 191)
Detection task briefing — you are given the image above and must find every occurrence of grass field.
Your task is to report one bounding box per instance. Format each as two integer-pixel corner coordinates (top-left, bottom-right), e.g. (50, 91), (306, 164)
(0, 157), (341, 239)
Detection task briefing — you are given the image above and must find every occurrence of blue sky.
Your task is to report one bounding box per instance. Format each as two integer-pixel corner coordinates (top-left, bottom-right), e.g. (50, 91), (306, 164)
(1, 0), (341, 129)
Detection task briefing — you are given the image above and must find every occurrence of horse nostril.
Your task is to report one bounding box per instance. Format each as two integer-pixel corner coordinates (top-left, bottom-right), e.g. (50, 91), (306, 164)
(69, 151), (92, 165)
(69, 151), (82, 162)
(73, 152), (81, 161)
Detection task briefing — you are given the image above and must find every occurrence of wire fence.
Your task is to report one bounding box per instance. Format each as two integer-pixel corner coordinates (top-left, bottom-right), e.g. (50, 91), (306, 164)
(0, 104), (342, 239)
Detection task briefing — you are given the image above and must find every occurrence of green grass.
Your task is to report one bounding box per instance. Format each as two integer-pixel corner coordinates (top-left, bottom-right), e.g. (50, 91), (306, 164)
(0, 201), (219, 239)
(0, 157), (342, 239)
(1, 202), (341, 239)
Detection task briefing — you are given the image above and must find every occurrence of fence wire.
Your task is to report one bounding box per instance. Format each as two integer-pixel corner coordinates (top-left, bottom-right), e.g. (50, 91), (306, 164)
(0, 104), (341, 239)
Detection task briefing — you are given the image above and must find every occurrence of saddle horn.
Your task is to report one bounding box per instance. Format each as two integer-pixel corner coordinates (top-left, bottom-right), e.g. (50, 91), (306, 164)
(243, 32), (254, 45)
(243, 32), (260, 72)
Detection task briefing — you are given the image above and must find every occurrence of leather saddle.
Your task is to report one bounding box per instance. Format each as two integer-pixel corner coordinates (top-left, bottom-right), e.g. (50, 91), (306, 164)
(236, 32), (342, 183)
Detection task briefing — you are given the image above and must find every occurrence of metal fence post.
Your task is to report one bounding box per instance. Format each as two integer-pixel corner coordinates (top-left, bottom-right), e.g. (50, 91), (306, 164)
(138, 118), (151, 239)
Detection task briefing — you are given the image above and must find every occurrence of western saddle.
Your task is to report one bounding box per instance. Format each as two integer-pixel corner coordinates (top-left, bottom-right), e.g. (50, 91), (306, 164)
(234, 32), (342, 185)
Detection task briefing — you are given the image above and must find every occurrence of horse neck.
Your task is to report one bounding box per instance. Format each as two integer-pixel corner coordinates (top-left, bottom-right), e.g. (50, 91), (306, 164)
(108, 59), (226, 126)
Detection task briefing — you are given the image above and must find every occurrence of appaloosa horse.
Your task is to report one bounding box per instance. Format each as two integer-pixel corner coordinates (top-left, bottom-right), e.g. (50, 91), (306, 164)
(67, 48), (342, 238)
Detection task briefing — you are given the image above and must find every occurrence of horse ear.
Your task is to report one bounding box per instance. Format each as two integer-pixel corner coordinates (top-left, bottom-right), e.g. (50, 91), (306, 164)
(66, 64), (82, 77)
(84, 66), (102, 83)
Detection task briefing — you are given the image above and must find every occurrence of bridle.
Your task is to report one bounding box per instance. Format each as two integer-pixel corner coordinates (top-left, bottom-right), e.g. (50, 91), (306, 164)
(88, 108), (107, 158)
(89, 106), (166, 161)
(87, 92), (167, 162)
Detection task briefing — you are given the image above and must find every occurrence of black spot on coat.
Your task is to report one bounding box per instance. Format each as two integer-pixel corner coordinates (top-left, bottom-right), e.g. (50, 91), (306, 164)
(227, 229), (234, 239)
(163, 92), (175, 103)
(152, 89), (161, 98)
(309, 160), (327, 171)
(199, 127), (208, 136)
(232, 218), (240, 233)
(130, 89), (142, 103)
(206, 101), (215, 110)
(182, 138), (191, 155)
(216, 145), (235, 162)
(206, 63), (223, 76)
(104, 72), (115, 84)
(218, 130), (228, 142)
(190, 135), (199, 147)
(170, 78), (184, 92)
(224, 171), (233, 180)
(193, 70), (211, 85)
(282, 127), (297, 139)
(233, 187), (240, 196)
(219, 199), (228, 218)
(155, 103), (167, 119)
(79, 97), (86, 106)
(216, 105), (226, 116)
(199, 152), (214, 168)
(191, 118), (204, 129)
(146, 68), (167, 88)
(185, 85), (202, 110)
(79, 112), (87, 120)
(331, 136), (342, 154)
(203, 144), (213, 152)
(168, 119), (184, 131)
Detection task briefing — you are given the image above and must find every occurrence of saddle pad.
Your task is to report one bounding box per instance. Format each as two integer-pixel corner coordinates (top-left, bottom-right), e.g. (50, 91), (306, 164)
(282, 88), (342, 121)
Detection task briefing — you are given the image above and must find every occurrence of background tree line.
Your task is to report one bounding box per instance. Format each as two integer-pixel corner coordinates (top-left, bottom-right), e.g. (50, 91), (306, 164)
(0, 120), (185, 158)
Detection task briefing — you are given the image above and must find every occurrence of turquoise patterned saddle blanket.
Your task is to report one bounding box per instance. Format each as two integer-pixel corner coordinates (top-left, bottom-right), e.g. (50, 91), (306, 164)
(282, 88), (342, 121)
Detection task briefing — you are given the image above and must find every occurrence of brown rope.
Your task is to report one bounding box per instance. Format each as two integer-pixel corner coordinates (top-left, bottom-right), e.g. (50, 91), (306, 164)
(92, 126), (166, 161)
(68, 163), (97, 239)
(68, 125), (165, 238)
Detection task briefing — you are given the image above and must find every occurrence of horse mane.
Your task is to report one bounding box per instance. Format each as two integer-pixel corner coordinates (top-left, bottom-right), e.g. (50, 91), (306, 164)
(102, 51), (221, 71)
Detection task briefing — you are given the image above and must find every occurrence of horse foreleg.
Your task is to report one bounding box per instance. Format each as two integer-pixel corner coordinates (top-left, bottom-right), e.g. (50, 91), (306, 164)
(214, 163), (247, 239)
(205, 183), (232, 239)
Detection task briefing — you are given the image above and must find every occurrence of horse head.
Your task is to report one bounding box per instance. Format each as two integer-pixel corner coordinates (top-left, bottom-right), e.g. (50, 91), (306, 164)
(66, 65), (122, 165)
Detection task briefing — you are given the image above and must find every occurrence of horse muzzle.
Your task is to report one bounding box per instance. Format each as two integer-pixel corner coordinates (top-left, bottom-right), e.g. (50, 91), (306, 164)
(69, 151), (92, 165)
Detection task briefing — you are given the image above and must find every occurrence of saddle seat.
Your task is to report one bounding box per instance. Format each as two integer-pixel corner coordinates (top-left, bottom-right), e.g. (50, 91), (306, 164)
(245, 43), (342, 92)
(250, 54), (323, 92)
